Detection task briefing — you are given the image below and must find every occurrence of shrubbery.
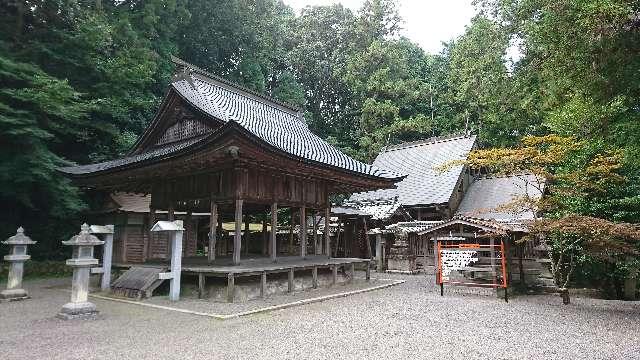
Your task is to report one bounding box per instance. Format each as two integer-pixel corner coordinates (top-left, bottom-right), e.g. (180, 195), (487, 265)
(0, 260), (72, 283)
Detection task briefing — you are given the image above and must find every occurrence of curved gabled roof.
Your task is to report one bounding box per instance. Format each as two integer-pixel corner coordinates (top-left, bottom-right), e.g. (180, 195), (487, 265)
(60, 58), (403, 183)
(172, 76), (401, 180)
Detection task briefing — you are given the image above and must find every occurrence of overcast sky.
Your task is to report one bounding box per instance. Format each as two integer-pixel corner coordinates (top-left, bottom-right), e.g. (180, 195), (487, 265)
(283, 0), (477, 54)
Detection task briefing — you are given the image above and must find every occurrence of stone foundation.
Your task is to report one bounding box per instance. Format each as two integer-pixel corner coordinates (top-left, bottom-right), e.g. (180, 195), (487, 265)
(57, 301), (100, 320)
(387, 233), (417, 273)
(191, 271), (350, 302)
(386, 255), (417, 273)
(0, 288), (29, 302)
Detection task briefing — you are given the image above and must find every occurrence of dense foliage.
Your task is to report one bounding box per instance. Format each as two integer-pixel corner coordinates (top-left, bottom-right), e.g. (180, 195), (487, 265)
(0, 0), (638, 295)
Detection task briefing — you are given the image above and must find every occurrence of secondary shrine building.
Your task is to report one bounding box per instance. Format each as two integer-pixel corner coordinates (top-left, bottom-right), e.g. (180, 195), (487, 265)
(60, 57), (404, 272)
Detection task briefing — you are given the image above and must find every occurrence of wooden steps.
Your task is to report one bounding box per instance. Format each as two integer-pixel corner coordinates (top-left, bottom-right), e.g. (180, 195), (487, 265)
(110, 266), (168, 300)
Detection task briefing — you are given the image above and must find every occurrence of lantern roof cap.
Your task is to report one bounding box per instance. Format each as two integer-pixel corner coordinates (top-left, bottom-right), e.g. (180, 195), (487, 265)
(63, 224), (104, 246)
(3, 227), (36, 245)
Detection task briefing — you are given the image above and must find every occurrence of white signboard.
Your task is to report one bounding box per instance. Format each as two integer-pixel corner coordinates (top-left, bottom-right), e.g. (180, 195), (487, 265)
(440, 250), (478, 281)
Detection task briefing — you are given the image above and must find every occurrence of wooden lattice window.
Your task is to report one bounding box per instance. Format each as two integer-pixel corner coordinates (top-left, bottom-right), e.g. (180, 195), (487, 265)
(156, 118), (211, 146)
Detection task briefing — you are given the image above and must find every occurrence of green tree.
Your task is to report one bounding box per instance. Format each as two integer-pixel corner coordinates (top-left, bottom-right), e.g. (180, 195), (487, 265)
(446, 16), (538, 146)
(0, 55), (94, 257)
(287, 4), (356, 138)
(341, 38), (434, 159)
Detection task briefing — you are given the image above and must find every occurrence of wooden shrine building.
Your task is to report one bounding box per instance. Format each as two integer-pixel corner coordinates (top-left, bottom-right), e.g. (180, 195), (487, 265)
(60, 57), (404, 300)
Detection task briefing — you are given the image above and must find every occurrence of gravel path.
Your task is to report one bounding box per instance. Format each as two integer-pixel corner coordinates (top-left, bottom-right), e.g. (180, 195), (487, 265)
(1, 273), (639, 360)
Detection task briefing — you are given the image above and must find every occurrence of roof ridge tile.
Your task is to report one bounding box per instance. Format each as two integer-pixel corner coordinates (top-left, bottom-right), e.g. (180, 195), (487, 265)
(381, 133), (475, 152)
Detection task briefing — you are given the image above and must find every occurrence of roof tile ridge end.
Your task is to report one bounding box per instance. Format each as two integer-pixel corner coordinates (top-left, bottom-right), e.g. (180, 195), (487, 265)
(171, 56), (301, 114)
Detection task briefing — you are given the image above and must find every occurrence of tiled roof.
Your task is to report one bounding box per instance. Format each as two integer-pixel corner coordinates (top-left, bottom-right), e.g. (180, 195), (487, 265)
(331, 206), (370, 217)
(60, 59), (402, 182)
(455, 174), (544, 222)
(60, 136), (205, 175)
(173, 74), (402, 179)
(386, 220), (443, 234)
(417, 216), (511, 235)
(342, 198), (403, 220)
(350, 135), (476, 206)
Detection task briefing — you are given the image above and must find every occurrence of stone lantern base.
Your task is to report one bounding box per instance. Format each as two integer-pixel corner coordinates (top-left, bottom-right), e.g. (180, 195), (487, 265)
(57, 301), (99, 320)
(0, 288), (29, 302)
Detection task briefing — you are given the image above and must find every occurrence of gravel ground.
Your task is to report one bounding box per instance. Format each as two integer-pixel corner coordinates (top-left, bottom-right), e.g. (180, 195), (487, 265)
(1, 273), (639, 360)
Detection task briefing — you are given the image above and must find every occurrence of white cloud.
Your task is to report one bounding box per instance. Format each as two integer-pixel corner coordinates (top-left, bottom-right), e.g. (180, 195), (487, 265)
(283, 0), (477, 54)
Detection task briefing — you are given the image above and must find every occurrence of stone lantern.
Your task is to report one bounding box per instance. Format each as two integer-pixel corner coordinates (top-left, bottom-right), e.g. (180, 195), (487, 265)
(57, 223), (104, 320)
(1, 227), (36, 302)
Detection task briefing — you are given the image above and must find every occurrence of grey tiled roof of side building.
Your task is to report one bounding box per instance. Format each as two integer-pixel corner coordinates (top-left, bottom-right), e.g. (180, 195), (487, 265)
(60, 62), (403, 181)
(350, 135), (477, 206)
(455, 174), (544, 222)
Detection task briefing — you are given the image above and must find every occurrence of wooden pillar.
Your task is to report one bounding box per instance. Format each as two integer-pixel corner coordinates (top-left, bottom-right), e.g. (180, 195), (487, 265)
(366, 262), (371, 281)
(270, 203), (278, 262)
(332, 265), (338, 285)
(300, 206), (307, 258)
(288, 268), (294, 293)
(147, 208), (156, 260)
(348, 263), (355, 284)
(313, 211), (320, 255)
(324, 207), (331, 258)
(168, 204), (175, 221)
(376, 233), (384, 272)
(142, 215), (149, 262)
(244, 214), (250, 255)
(233, 200), (243, 265)
(260, 271), (267, 298)
(363, 217), (372, 259)
(184, 211), (193, 258)
(261, 218), (268, 255)
(312, 266), (318, 289)
(218, 216), (224, 256)
(208, 201), (218, 262)
(198, 273), (205, 299)
(121, 214), (129, 263)
(289, 209), (295, 255)
(334, 218), (342, 258)
(490, 236), (497, 287)
(227, 273), (235, 303)
(433, 235), (439, 270)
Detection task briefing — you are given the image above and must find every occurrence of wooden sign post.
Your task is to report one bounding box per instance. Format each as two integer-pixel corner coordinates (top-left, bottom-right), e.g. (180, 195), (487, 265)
(436, 238), (509, 302)
(89, 225), (114, 292)
(151, 220), (184, 301)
